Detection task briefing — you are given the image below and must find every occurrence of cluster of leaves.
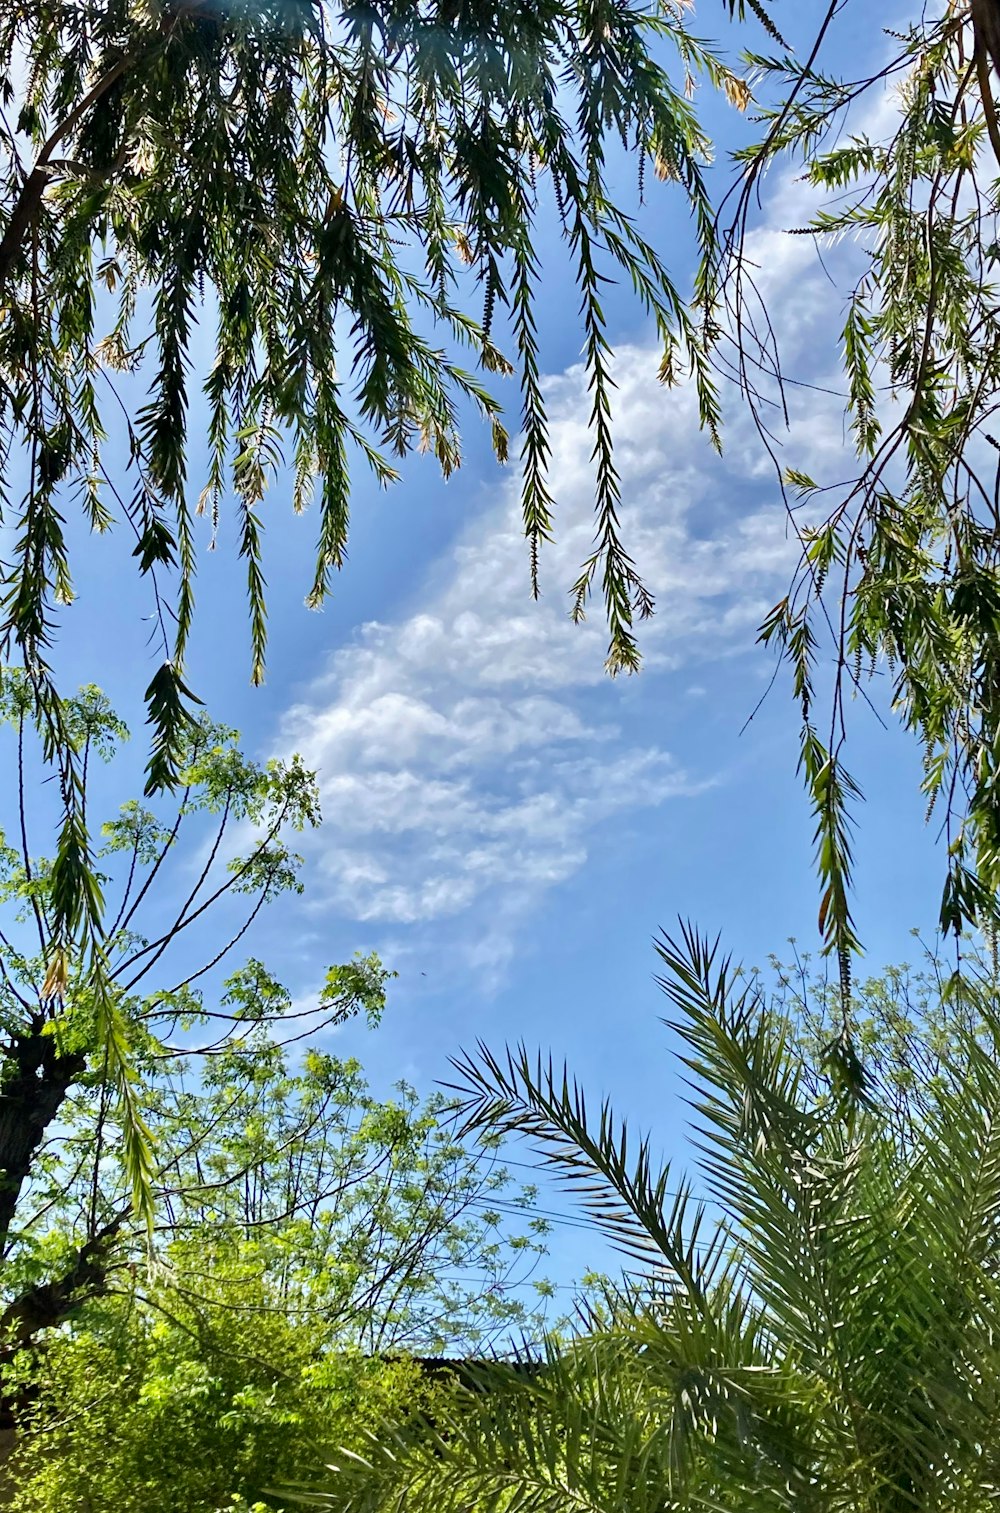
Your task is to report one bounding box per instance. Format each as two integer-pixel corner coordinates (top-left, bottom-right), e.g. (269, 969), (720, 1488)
(0, 0), (760, 1031)
(722, 3), (1000, 990)
(3, 1292), (444, 1513)
(0, 678), (554, 1510)
(0, 669), (334, 1229)
(294, 925), (1000, 1511)
(9, 1030), (553, 1352)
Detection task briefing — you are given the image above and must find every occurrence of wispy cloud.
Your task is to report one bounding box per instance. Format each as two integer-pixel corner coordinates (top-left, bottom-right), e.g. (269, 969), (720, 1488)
(275, 336), (816, 979)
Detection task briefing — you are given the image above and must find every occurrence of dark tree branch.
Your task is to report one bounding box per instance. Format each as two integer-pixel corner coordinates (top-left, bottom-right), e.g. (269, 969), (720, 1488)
(0, 1215), (126, 1354)
(0, 45), (143, 288)
(972, 0), (1000, 168)
(973, 0), (1000, 79)
(0, 1029), (85, 1248)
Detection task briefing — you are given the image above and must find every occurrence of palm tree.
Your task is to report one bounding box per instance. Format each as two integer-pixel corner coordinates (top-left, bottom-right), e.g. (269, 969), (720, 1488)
(286, 929), (1000, 1512)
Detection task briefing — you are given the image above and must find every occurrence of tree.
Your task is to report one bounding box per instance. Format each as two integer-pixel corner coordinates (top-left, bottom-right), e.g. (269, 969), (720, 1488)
(4, 1294), (443, 1513)
(0, 0), (762, 994)
(15, 2), (1000, 1048)
(296, 928), (1000, 1511)
(0, 673), (377, 1341)
(713, 2), (1000, 984)
(0, 675), (553, 1503)
(5, 1030), (551, 1361)
(0, 1047), (550, 1512)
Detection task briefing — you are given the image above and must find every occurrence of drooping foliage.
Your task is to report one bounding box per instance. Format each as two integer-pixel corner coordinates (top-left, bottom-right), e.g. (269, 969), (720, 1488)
(17, 1), (1000, 1053)
(0, 0), (758, 1018)
(722, 3), (1000, 987)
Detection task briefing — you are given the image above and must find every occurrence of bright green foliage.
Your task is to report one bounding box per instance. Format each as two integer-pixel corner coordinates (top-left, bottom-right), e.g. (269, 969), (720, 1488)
(4, 1288), (443, 1513)
(297, 926), (1000, 1511)
(0, 837), (552, 1506)
(1, 1040), (550, 1509)
(0, 0), (755, 996)
(0, 678), (552, 1465)
(0, 1041), (549, 1512)
(10, 1034), (552, 1356)
(727, 6), (1000, 985)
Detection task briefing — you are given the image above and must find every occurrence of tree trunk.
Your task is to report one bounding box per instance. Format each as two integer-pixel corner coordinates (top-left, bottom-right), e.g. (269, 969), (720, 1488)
(0, 1028), (85, 1251)
(973, 0), (1000, 78)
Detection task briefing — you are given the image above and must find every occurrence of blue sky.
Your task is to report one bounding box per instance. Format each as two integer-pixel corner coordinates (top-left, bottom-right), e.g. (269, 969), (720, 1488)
(30, 0), (942, 1294)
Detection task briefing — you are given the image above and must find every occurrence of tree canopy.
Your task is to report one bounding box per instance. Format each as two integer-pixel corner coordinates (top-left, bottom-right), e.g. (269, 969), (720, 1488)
(12, 2), (1000, 989)
(12, 9), (1000, 1509)
(12, 0), (1000, 1322)
(0, 671), (336, 1231)
(1, 1042), (549, 1511)
(0, 681), (553, 1505)
(6, 1326), (435, 1513)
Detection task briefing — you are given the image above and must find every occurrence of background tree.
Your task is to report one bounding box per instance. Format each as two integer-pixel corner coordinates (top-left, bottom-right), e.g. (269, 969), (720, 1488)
(0, 673), (553, 1505)
(296, 927), (1000, 1511)
(3, 1301), (444, 1513)
(5, 1027), (551, 1362)
(0, 1047), (550, 1512)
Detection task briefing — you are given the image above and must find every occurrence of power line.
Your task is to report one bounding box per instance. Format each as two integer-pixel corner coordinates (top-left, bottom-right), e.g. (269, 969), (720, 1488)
(461, 1195), (731, 1256)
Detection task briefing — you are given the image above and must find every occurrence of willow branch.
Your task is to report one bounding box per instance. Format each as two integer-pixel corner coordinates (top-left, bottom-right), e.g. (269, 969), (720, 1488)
(0, 42), (145, 287)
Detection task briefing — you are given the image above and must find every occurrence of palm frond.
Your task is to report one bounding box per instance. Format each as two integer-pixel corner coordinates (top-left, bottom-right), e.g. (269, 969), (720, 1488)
(449, 1038), (724, 1299)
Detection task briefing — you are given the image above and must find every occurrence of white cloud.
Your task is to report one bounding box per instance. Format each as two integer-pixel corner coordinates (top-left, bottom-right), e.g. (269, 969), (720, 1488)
(275, 342), (807, 977)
